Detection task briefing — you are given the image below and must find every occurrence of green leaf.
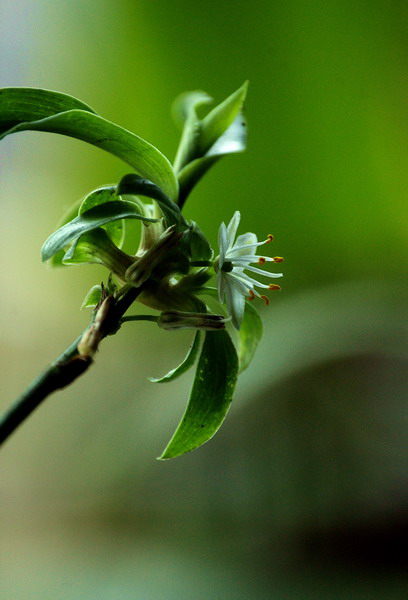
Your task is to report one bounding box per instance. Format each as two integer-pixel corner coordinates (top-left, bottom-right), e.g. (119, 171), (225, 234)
(172, 90), (213, 173)
(81, 285), (103, 309)
(172, 82), (248, 172)
(149, 331), (201, 383)
(159, 329), (239, 459)
(238, 301), (263, 373)
(116, 173), (186, 228)
(41, 200), (157, 262)
(172, 90), (213, 129)
(177, 113), (247, 205)
(0, 87), (96, 133)
(49, 198), (84, 267)
(0, 87), (178, 201)
(79, 186), (125, 248)
(200, 81), (248, 155)
(177, 154), (219, 204)
(181, 221), (213, 262)
(49, 186), (126, 267)
(174, 82), (248, 205)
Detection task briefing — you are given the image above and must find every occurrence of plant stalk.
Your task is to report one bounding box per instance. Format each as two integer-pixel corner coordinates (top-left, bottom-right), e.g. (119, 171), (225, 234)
(0, 286), (142, 447)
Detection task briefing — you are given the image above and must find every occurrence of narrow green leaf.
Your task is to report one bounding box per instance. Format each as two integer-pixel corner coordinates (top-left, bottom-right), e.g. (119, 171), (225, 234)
(177, 155), (219, 205)
(0, 88), (178, 201)
(239, 301), (263, 373)
(182, 221), (213, 262)
(41, 200), (157, 262)
(49, 198), (84, 267)
(159, 329), (239, 459)
(176, 83), (248, 205)
(149, 331), (201, 383)
(205, 112), (247, 157)
(172, 90), (213, 129)
(180, 113), (246, 168)
(79, 186), (125, 248)
(172, 82), (247, 175)
(177, 113), (247, 204)
(172, 90), (213, 173)
(0, 87), (96, 134)
(116, 173), (186, 228)
(199, 81), (248, 154)
(81, 285), (103, 309)
(49, 186), (125, 267)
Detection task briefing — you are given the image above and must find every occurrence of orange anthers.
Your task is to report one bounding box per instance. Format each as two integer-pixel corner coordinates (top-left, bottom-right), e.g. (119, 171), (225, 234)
(247, 290), (255, 301)
(260, 294), (270, 306)
(258, 257), (266, 265)
(268, 284), (281, 291)
(266, 234), (274, 243)
(273, 256), (284, 263)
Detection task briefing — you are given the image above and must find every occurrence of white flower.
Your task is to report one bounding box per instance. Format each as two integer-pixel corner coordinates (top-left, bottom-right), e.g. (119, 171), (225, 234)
(217, 211), (283, 329)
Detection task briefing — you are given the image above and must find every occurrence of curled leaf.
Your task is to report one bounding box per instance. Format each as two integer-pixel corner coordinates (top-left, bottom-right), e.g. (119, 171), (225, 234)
(0, 87), (178, 201)
(41, 200), (157, 262)
(149, 331), (201, 383)
(159, 330), (238, 459)
(238, 301), (263, 373)
(116, 173), (186, 228)
(81, 285), (103, 309)
(173, 82), (248, 205)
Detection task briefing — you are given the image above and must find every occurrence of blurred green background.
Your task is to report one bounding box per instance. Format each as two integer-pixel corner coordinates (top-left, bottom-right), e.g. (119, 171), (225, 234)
(1, 1), (407, 598)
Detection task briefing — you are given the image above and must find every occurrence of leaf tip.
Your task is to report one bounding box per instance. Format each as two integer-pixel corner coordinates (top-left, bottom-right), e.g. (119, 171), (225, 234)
(241, 79), (249, 96)
(156, 445), (189, 460)
(156, 453), (170, 461)
(40, 243), (50, 263)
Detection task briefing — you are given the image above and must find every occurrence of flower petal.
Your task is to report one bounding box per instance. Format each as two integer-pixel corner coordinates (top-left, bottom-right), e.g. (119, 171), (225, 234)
(217, 269), (226, 303)
(225, 276), (246, 329)
(216, 211), (283, 330)
(227, 272), (253, 295)
(231, 232), (257, 256)
(226, 211), (241, 249)
(218, 222), (229, 264)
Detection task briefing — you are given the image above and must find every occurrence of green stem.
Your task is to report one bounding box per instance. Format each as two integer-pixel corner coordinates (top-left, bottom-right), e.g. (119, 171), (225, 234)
(0, 334), (89, 446)
(0, 285), (143, 448)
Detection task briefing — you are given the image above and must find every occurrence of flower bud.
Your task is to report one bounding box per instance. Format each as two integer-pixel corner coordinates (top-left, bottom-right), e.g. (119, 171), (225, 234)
(63, 229), (134, 282)
(126, 225), (183, 287)
(157, 311), (227, 331)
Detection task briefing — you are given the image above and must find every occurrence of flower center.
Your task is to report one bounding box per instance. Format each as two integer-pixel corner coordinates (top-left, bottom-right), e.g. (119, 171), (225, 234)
(221, 260), (234, 273)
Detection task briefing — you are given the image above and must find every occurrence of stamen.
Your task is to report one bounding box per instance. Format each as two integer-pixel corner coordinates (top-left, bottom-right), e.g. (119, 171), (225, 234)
(266, 234), (274, 243)
(268, 284), (281, 291)
(258, 257), (266, 265)
(273, 256), (284, 263)
(260, 294), (270, 305)
(247, 290), (255, 301)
